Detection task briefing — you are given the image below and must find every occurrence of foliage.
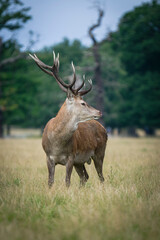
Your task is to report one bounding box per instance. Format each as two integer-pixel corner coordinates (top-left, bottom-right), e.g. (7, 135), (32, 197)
(1, 37), (86, 130)
(110, 0), (160, 130)
(0, 0), (31, 31)
(1, 0), (160, 132)
(118, 71), (160, 128)
(100, 41), (125, 127)
(1, 56), (38, 127)
(0, 0), (32, 135)
(113, 0), (160, 75)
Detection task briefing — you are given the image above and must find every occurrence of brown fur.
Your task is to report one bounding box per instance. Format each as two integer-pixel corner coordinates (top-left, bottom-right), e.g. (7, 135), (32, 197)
(73, 120), (107, 154)
(42, 97), (107, 187)
(42, 101), (107, 156)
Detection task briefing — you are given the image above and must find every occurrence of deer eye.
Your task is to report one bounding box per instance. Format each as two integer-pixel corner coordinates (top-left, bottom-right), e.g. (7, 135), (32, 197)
(81, 103), (86, 106)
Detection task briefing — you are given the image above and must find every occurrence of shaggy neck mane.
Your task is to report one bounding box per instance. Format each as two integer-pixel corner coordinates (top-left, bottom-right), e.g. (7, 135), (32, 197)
(51, 101), (78, 142)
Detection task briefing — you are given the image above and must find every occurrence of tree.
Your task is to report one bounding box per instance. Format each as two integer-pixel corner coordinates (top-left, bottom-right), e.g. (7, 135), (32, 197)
(100, 40), (125, 129)
(88, 8), (105, 126)
(111, 0), (160, 134)
(0, 0), (31, 66)
(112, 0), (160, 75)
(0, 0), (31, 137)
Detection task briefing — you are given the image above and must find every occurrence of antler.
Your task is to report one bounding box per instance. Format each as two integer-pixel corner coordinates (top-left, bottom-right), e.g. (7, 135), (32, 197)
(29, 51), (92, 96)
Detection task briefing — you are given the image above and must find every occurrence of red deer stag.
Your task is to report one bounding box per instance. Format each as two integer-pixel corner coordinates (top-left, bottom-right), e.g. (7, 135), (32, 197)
(29, 52), (107, 187)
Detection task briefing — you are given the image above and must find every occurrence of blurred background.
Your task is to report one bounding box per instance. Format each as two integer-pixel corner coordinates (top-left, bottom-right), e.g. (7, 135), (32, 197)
(0, 0), (160, 138)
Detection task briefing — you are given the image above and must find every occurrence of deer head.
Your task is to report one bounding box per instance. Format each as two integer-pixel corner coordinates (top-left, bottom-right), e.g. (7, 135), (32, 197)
(29, 52), (102, 124)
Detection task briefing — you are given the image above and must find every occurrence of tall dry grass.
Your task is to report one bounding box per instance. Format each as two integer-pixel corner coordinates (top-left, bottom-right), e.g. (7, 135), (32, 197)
(0, 137), (160, 240)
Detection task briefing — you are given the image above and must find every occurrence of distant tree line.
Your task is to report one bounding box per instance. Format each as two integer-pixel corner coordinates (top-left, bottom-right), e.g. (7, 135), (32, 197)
(0, 0), (160, 137)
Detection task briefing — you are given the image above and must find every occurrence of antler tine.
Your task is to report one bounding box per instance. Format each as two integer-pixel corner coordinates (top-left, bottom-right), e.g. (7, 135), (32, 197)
(56, 53), (59, 62)
(50, 53), (77, 89)
(29, 53), (36, 61)
(30, 52), (89, 95)
(32, 53), (53, 70)
(29, 52), (67, 91)
(56, 53), (60, 70)
(76, 78), (85, 92)
(53, 51), (56, 63)
(29, 53), (53, 76)
(37, 62), (67, 93)
(54, 52), (60, 70)
(73, 74), (85, 94)
(69, 61), (77, 89)
(71, 61), (75, 73)
(53, 51), (59, 68)
(79, 79), (92, 96)
(35, 62), (53, 76)
(30, 54), (67, 93)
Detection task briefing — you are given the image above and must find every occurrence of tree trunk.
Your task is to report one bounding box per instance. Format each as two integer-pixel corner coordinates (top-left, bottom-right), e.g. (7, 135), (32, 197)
(127, 127), (138, 137)
(88, 9), (105, 126)
(7, 125), (11, 136)
(0, 38), (4, 138)
(144, 127), (155, 136)
(93, 44), (104, 125)
(0, 109), (4, 138)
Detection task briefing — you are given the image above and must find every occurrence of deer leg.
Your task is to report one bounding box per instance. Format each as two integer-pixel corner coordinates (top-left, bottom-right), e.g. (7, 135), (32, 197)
(74, 164), (89, 186)
(47, 156), (55, 188)
(65, 157), (74, 187)
(83, 165), (89, 181)
(92, 155), (105, 183)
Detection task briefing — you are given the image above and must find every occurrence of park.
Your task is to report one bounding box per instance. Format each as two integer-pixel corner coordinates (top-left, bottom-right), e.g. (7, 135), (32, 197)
(0, 0), (160, 239)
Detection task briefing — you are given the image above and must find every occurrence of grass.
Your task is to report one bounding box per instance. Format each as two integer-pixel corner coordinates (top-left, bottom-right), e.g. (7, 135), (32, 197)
(0, 137), (160, 240)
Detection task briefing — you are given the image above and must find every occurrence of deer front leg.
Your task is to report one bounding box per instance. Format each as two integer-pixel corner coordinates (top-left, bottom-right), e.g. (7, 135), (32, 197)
(65, 157), (74, 187)
(47, 156), (55, 188)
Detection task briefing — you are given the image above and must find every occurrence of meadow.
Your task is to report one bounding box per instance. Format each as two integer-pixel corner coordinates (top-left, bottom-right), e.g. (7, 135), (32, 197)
(0, 137), (160, 240)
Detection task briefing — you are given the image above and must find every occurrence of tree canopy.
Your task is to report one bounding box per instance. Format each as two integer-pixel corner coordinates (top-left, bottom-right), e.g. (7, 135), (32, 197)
(0, 0), (31, 31)
(0, 0), (32, 136)
(110, 0), (160, 132)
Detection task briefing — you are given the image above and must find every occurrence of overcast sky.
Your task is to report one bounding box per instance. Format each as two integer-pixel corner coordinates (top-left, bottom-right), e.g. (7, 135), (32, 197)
(2, 0), (151, 51)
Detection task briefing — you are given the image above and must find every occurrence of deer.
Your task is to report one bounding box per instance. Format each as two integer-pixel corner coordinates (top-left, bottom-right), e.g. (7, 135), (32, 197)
(29, 51), (107, 188)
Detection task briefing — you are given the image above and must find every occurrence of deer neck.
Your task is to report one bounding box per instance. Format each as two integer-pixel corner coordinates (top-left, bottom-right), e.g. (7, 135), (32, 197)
(52, 102), (78, 143)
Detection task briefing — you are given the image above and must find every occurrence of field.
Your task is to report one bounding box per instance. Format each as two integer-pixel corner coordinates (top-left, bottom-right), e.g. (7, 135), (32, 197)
(0, 137), (160, 240)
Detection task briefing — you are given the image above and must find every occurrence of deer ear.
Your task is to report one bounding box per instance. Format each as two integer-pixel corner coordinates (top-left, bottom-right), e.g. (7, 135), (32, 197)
(67, 89), (74, 101)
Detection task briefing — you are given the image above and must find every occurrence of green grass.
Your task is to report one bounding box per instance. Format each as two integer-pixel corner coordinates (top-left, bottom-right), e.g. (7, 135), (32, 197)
(0, 138), (160, 240)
